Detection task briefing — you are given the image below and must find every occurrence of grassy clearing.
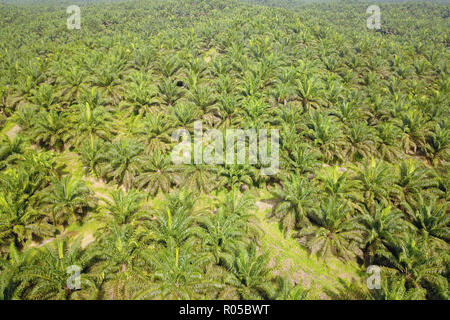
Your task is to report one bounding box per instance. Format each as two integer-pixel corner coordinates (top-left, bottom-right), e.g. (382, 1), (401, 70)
(253, 191), (364, 299)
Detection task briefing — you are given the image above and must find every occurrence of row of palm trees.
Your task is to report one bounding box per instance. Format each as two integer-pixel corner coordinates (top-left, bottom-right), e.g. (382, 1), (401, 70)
(1, 184), (299, 300)
(271, 172), (448, 299)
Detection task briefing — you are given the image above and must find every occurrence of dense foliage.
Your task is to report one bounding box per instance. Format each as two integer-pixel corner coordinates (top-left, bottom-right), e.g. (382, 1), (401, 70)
(0, 0), (448, 300)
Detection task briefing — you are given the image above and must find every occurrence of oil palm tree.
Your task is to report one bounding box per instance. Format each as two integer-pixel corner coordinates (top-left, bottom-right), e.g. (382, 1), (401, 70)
(426, 122), (450, 164)
(0, 168), (54, 249)
(31, 110), (68, 151)
(296, 198), (364, 261)
(369, 276), (427, 300)
(139, 241), (215, 300)
(179, 163), (219, 194)
(101, 139), (144, 191)
(403, 196), (450, 246)
(240, 97), (270, 129)
(359, 204), (412, 266)
(344, 121), (378, 161)
(395, 160), (437, 206)
(305, 110), (344, 163)
(239, 71), (264, 98)
(0, 243), (34, 300)
(146, 206), (196, 250)
(59, 65), (87, 104)
(272, 276), (310, 300)
(224, 245), (273, 300)
(138, 112), (172, 152)
(220, 189), (256, 218)
(376, 122), (404, 162)
(158, 78), (183, 107)
(295, 74), (324, 112)
(281, 144), (321, 176)
(269, 175), (317, 235)
(100, 189), (147, 226)
(170, 102), (201, 130)
(328, 276), (426, 300)
(211, 93), (241, 128)
(431, 163), (450, 201)
(137, 151), (177, 196)
(317, 166), (361, 204)
(30, 83), (60, 111)
(123, 72), (159, 115)
(19, 238), (96, 300)
(0, 134), (26, 170)
(69, 103), (113, 148)
(12, 104), (37, 131)
(353, 159), (400, 209)
(132, 46), (157, 72)
(78, 87), (107, 110)
(188, 84), (216, 115)
(382, 236), (448, 299)
(92, 224), (146, 287)
(162, 187), (197, 214)
(77, 139), (107, 178)
(218, 164), (256, 191)
(41, 175), (96, 227)
(275, 104), (303, 129)
(330, 100), (363, 125)
(399, 109), (432, 154)
(197, 206), (248, 266)
(91, 64), (124, 105)
(0, 189), (53, 250)
(156, 55), (182, 78)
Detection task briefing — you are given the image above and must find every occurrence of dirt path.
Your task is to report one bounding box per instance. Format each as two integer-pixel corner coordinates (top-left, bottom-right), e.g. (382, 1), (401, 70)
(5, 124), (21, 139)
